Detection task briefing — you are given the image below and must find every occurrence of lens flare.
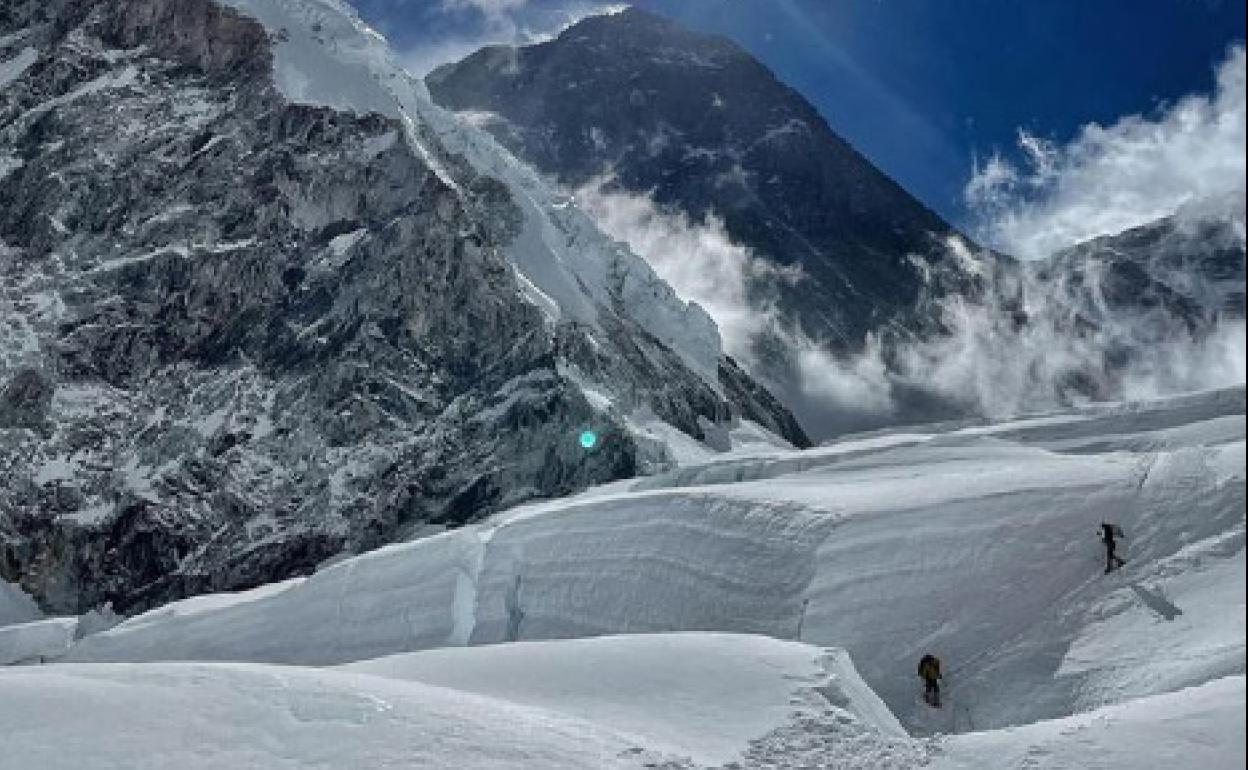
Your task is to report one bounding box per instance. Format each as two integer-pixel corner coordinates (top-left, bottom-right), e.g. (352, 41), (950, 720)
(579, 430), (598, 449)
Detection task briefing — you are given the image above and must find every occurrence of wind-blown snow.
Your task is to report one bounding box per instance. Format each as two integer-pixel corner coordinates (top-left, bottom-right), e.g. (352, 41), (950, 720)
(966, 45), (1246, 260)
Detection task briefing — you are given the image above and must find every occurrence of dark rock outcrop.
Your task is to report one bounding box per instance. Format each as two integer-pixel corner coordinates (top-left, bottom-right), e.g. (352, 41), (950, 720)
(426, 8), (970, 351)
(0, 0), (805, 615)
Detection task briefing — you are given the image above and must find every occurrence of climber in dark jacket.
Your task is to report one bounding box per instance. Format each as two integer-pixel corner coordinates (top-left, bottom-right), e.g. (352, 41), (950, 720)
(1101, 523), (1126, 573)
(918, 653), (942, 707)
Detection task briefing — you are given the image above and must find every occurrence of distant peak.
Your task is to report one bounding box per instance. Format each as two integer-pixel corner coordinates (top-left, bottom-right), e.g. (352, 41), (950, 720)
(554, 4), (749, 61)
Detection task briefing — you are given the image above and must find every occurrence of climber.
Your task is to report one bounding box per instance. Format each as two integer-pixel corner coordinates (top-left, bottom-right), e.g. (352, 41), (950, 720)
(1100, 522), (1126, 573)
(918, 653), (942, 707)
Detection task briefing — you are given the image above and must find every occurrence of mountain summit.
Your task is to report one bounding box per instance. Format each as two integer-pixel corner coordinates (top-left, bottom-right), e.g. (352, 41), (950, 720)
(427, 7), (965, 350)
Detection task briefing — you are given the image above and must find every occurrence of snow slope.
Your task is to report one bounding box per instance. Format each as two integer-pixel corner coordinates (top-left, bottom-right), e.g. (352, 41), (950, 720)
(930, 676), (1246, 770)
(0, 616), (76, 665)
(344, 633), (907, 766)
(64, 386), (1245, 741)
(2, 633), (915, 769)
(0, 580), (41, 628)
(0, 661), (665, 769)
(5, 646), (1238, 769)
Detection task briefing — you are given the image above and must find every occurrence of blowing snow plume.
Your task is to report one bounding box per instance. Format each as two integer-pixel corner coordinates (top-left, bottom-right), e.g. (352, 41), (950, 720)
(576, 179), (900, 437)
(578, 46), (1246, 439)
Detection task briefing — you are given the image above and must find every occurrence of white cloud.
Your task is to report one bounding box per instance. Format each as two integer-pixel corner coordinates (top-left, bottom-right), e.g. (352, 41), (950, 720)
(402, 1), (628, 75)
(575, 178), (796, 358)
(573, 179), (894, 433)
(967, 45), (1246, 260)
(550, 51), (1246, 439)
(442, 0), (529, 14)
(575, 163), (1243, 438)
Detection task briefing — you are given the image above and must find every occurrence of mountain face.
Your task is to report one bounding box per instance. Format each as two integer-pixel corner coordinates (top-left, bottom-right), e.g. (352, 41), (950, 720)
(890, 209), (1247, 417)
(1032, 213), (1246, 398)
(427, 7), (1243, 428)
(0, 0), (806, 616)
(1047, 214), (1245, 323)
(426, 8), (968, 351)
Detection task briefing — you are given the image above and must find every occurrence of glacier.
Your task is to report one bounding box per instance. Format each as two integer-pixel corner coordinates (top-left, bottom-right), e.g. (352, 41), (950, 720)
(11, 384), (1235, 767)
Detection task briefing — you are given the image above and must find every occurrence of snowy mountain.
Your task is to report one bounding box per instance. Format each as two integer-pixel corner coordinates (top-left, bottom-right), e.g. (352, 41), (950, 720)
(4, 385), (1243, 767)
(886, 208), (1247, 417)
(425, 8), (1245, 437)
(0, 0), (806, 617)
(427, 8), (974, 352)
(1, 3), (1242, 767)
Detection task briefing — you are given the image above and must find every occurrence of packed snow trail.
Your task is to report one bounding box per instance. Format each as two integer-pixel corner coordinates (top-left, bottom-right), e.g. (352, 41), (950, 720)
(63, 387), (1245, 740)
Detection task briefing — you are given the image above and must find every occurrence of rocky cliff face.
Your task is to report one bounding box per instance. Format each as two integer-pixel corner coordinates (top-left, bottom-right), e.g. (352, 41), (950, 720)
(0, 0), (807, 616)
(426, 8), (972, 353)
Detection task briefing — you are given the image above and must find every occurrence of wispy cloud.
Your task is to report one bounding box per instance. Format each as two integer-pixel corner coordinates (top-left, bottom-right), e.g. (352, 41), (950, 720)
(967, 45), (1246, 260)
(574, 178), (896, 434)
(571, 41), (1246, 438)
(400, 1), (628, 75)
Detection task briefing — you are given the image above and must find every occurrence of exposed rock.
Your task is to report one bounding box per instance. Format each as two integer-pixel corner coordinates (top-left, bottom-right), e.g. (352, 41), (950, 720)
(0, 0), (806, 615)
(426, 7), (972, 351)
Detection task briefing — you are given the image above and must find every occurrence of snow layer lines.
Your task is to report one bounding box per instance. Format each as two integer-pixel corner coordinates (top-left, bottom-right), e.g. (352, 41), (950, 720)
(63, 386), (1245, 741)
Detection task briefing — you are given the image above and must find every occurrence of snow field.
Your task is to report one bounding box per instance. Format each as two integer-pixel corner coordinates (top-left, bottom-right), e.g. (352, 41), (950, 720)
(3, 386), (1242, 767)
(0, 660), (670, 769)
(929, 676), (1246, 770)
(4, 633), (906, 769)
(63, 388), (1245, 741)
(345, 633), (908, 766)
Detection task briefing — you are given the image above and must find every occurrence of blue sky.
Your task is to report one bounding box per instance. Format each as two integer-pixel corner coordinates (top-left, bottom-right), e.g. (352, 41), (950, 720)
(347, 0), (1246, 230)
